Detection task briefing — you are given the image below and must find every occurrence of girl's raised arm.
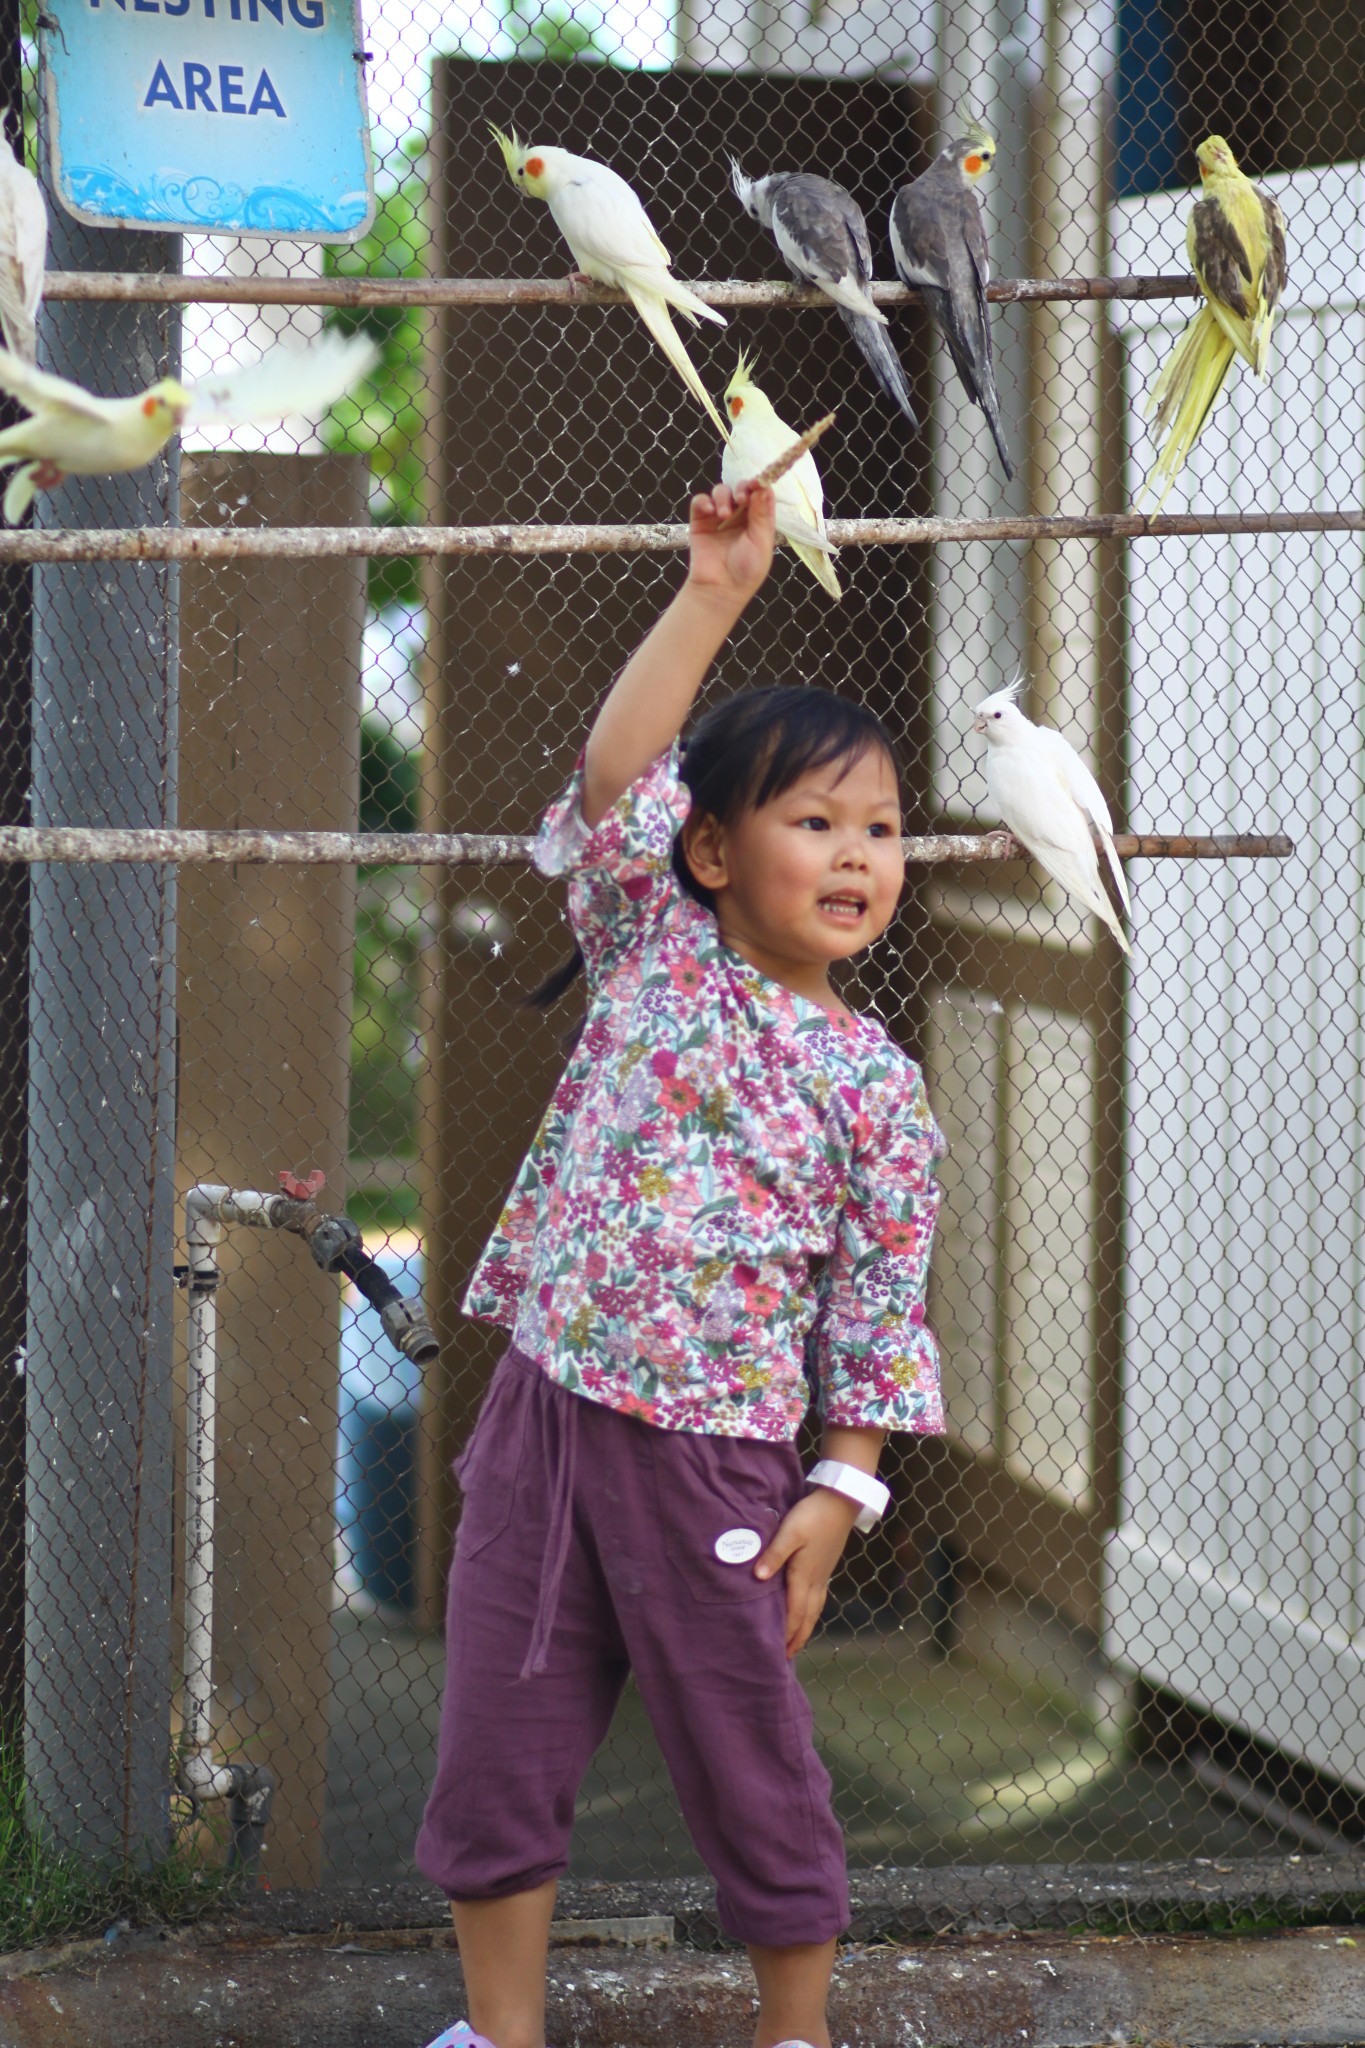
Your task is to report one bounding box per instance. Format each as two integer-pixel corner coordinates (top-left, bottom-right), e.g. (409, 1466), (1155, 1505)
(581, 481), (776, 829)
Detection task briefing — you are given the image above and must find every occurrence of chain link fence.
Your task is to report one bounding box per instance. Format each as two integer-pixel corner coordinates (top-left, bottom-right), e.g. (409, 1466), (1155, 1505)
(6, 0), (1365, 1932)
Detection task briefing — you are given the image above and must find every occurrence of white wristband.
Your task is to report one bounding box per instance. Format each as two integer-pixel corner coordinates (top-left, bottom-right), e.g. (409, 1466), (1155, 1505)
(806, 1459), (890, 1534)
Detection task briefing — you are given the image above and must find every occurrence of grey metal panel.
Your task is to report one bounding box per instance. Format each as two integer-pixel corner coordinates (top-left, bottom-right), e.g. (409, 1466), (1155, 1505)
(25, 196), (180, 1861)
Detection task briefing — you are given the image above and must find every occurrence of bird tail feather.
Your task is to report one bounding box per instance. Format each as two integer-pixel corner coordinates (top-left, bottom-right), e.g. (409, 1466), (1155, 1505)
(2, 459), (36, 525)
(925, 286), (1013, 479)
(623, 283), (729, 436)
(789, 536), (842, 603)
(979, 383), (1014, 482)
(839, 309), (919, 428)
(1097, 830), (1131, 917)
(1140, 306), (1235, 508)
(1039, 844), (1132, 956)
(648, 269), (727, 330)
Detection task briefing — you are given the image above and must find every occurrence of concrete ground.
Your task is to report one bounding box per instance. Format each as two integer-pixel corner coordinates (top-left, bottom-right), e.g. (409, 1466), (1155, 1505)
(324, 1581), (1281, 1887)
(3, 1917), (1364, 2047)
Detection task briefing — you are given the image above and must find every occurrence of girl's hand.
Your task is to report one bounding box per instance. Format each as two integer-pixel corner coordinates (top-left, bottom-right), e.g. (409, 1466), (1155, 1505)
(754, 1487), (861, 1658)
(686, 480), (776, 605)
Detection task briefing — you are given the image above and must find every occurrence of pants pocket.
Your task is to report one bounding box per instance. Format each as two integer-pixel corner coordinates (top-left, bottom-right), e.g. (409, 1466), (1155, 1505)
(657, 1431), (801, 1606)
(453, 1350), (532, 1561)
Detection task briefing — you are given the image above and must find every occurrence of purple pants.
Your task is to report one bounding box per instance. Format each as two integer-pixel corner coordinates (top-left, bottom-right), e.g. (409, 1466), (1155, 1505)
(414, 1344), (849, 1946)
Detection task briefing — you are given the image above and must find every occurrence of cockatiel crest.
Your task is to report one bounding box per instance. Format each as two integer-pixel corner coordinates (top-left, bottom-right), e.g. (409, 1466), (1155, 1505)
(725, 346), (761, 420)
(952, 127), (997, 183)
(972, 672), (1024, 727)
(488, 125), (569, 205)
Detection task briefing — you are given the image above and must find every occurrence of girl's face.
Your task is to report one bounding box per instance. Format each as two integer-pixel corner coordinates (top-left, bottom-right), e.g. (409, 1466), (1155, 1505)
(683, 744), (905, 991)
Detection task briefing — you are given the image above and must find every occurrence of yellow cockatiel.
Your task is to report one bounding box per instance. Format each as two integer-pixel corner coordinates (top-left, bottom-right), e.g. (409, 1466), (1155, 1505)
(1141, 135), (1288, 507)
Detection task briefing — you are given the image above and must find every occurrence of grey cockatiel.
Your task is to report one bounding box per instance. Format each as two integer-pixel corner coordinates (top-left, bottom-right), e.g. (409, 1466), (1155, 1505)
(729, 158), (919, 429)
(974, 677), (1131, 955)
(890, 131), (1014, 480)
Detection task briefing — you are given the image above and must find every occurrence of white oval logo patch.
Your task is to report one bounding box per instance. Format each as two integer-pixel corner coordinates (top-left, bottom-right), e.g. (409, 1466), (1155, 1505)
(714, 1527), (763, 1565)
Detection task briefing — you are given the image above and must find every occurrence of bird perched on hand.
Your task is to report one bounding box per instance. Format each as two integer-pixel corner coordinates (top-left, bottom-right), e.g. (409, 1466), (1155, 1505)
(490, 125), (728, 437)
(0, 328), (378, 522)
(1140, 134), (1287, 507)
(0, 126), (46, 363)
(890, 130), (1014, 480)
(728, 159), (918, 429)
(721, 353), (839, 603)
(974, 676), (1131, 955)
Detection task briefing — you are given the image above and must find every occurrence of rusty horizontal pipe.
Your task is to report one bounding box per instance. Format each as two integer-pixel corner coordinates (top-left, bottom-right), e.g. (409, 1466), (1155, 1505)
(0, 510), (1358, 564)
(39, 270), (1201, 311)
(0, 826), (1293, 867)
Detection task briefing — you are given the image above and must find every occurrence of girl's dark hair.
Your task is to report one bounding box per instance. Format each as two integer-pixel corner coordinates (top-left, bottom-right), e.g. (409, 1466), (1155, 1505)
(524, 686), (902, 1018)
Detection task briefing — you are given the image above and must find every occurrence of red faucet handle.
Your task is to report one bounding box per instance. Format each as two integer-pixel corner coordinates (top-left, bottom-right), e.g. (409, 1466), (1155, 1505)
(278, 1169), (327, 1202)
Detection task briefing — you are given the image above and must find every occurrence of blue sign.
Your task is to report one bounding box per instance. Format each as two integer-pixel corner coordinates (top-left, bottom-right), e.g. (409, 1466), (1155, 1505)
(41, 0), (375, 240)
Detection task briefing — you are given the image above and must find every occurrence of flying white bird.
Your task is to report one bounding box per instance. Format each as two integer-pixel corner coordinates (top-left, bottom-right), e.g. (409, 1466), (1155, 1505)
(728, 159), (918, 429)
(890, 131), (1014, 481)
(0, 328), (379, 522)
(974, 677), (1131, 954)
(721, 353), (839, 603)
(490, 124), (728, 437)
(0, 127), (47, 363)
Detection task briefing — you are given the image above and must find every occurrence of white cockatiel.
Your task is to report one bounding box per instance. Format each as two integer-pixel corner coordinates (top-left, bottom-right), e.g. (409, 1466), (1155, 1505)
(728, 159), (918, 429)
(721, 353), (839, 603)
(974, 677), (1131, 954)
(490, 125), (727, 437)
(0, 129), (46, 363)
(0, 328), (379, 522)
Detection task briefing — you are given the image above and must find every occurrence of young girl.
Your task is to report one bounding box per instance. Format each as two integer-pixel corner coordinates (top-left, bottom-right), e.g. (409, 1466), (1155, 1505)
(416, 479), (946, 2048)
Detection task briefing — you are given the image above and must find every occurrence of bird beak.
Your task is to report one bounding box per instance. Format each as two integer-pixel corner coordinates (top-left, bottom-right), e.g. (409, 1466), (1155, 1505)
(972, 715), (987, 734)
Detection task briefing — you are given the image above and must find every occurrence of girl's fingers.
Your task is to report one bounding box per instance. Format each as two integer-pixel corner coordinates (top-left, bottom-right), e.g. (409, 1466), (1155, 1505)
(754, 1524), (798, 1580)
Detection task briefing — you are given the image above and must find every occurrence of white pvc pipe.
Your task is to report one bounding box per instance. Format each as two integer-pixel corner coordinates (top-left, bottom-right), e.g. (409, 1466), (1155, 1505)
(180, 1183), (288, 1783)
(182, 1187), (228, 1766)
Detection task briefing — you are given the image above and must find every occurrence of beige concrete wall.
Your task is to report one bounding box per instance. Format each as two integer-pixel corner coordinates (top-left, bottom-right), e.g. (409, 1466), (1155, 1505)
(177, 452), (365, 1887)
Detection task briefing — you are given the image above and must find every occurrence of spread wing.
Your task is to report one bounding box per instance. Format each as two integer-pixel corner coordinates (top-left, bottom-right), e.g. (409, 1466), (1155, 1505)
(0, 347), (114, 422)
(185, 330), (379, 426)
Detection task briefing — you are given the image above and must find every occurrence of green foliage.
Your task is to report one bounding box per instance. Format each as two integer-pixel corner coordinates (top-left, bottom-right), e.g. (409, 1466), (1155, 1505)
(359, 713), (419, 836)
(0, 1719), (235, 1951)
(323, 139), (429, 613)
(505, 0), (611, 62)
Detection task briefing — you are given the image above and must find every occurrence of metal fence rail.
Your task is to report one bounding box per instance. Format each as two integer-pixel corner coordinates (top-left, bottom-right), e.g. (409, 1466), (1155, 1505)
(0, 827), (1295, 866)
(44, 269), (1204, 308)
(5, 510), (1362, 562)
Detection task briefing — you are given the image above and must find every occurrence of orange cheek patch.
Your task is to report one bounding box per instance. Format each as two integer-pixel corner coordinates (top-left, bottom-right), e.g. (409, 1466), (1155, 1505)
(141, 397), (158, 417)
(525, 157), (544, 178)
(729, 397), (743, 416)
(964, 154), (983, 175)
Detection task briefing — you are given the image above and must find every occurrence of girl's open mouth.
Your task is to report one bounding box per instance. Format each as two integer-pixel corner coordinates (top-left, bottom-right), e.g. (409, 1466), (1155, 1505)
(818, 893), (868, 921)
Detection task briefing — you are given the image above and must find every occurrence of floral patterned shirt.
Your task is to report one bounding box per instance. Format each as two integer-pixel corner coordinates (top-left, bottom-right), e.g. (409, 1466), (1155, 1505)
(463, 749), (947, 1443)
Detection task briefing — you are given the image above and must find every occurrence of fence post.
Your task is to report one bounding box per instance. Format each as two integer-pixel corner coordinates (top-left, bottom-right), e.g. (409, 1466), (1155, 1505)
(0, 7), (31, 1734)
(24, 177), (180, 1857)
